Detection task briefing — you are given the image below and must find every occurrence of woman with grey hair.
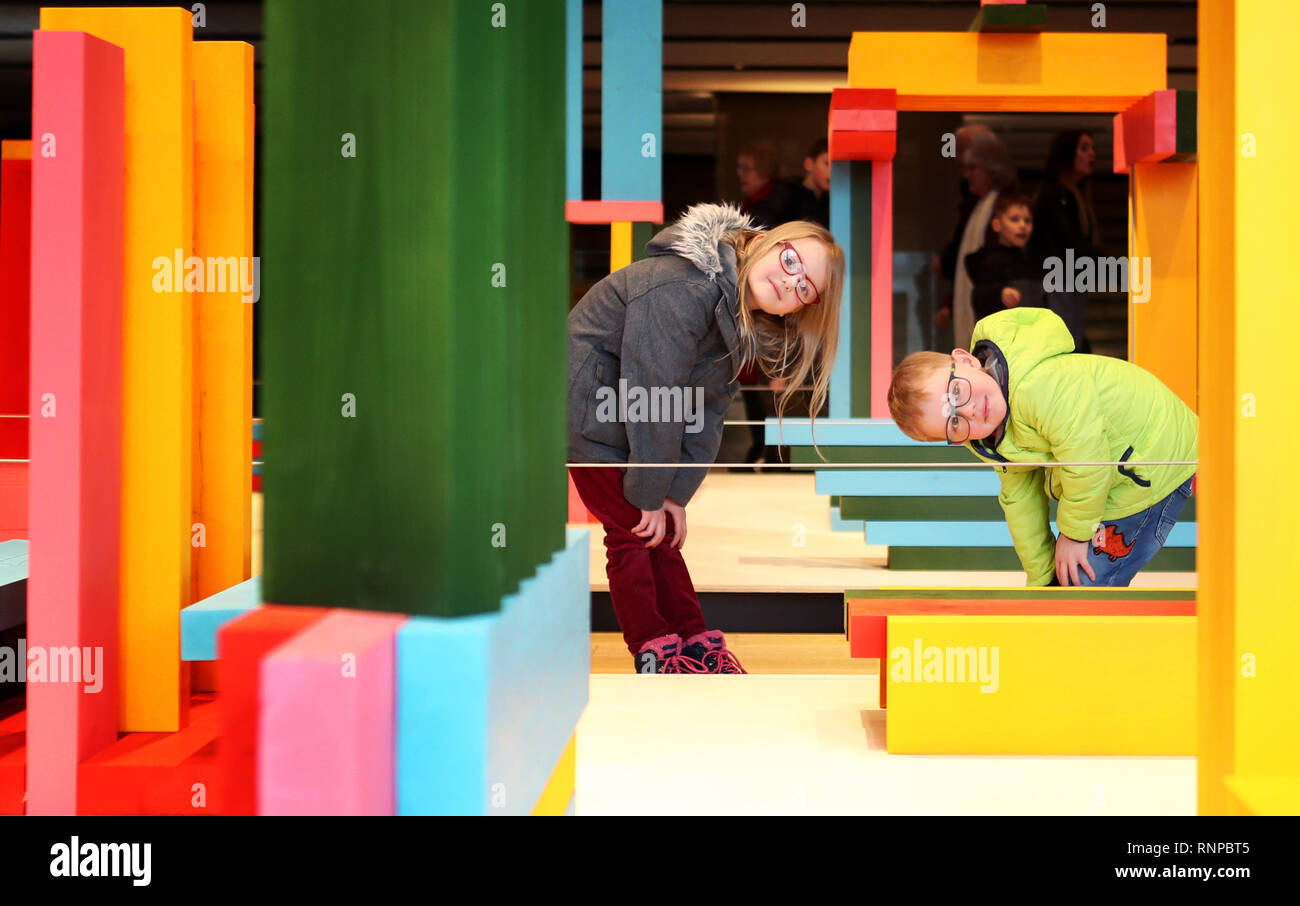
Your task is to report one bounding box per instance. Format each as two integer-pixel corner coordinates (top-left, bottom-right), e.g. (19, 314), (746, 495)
(951, 133), (1019, 347)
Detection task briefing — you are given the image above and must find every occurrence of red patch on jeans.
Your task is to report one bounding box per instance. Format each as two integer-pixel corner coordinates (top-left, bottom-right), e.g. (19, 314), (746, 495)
(1092, 525), (1135, 561)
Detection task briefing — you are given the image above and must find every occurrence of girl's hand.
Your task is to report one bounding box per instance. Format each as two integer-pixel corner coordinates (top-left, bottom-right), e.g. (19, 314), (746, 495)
(1055, 533), (1097, 586)
(1001, 286), (1021, 307)
(632, 507), (668, 549)
(768, 377), (788, 393)
(662, 498), (687, 549)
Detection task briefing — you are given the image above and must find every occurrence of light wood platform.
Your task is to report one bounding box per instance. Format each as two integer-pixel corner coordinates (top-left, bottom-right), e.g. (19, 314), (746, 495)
(574, 471), (1197, 593)
(575, 674), (1196, 815)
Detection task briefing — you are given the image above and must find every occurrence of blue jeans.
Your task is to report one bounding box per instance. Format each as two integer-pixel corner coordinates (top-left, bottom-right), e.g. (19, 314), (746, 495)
(1074, 476), (1195, 586)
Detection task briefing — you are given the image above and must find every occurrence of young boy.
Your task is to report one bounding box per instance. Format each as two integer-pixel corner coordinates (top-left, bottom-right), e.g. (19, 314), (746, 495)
(886, 308), (1198, 586)
(963, 193), (1044, 322)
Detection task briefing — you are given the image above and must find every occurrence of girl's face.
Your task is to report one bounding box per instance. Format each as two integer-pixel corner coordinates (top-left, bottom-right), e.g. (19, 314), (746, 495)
(1074, 134), (1096, 178)
(737, 154), (766, 196)
(746, 236), (831, 317)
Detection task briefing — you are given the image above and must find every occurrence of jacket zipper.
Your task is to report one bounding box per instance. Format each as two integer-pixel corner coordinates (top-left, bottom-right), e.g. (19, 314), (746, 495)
(1117, 445), (1151, 487)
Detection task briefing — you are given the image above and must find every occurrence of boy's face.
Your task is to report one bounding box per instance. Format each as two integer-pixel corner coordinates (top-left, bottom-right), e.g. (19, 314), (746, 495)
(992, 204), (1032, 247)
(804, 152), (830, 192)
(916, 350), (1008, 444)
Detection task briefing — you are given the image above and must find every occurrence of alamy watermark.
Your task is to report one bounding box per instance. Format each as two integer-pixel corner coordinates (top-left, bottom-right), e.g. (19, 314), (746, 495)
(1042, 251), (1152, 304)
(152, 249), (260, 303)
(0, 639), (104, 693)
(595, 380), (705, 434)
(889, 637), (999, 693)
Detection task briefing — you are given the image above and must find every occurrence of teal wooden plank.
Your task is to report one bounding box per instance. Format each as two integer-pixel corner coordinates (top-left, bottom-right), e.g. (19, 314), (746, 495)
(765, 418), (923, 447)
(180, 576), (262, 661)
(817, 469), (1002, 496)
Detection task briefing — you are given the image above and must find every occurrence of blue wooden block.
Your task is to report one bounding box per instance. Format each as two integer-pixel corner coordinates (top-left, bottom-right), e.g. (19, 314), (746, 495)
(765, 418), (925, 447)
(396, 528), (590, 816)
(600, 0), (661, 202)
(865, 520), (1197, 548)
(0, 540), (27, 631)
(816, 468), (1002, 497)
(829, 506), (865, 532)
(565, 0), (582, 202)
(180, 576), (262, 661)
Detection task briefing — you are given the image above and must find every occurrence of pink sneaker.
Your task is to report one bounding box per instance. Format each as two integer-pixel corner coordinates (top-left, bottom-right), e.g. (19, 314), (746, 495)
(634, 634), (708, 674)
(684, 630), (748, 674)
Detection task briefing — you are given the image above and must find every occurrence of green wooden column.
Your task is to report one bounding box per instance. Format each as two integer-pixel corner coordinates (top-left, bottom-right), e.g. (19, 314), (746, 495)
(262, 0), (567, 616)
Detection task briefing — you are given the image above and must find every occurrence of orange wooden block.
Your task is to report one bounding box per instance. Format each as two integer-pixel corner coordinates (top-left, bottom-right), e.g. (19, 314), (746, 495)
(565, 200), (663, 224)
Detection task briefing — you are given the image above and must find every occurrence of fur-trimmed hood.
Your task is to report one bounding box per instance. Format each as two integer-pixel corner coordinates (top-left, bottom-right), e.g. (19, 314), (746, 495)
(645, 203), (754, 282)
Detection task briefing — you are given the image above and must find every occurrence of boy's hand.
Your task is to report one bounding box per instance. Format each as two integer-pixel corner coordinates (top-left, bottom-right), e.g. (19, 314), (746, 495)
(1001, 286), (1021, 308)
(1055, 534), (1097, 586)
(936, 306), (951, 328)
(662, 498), (688, 549)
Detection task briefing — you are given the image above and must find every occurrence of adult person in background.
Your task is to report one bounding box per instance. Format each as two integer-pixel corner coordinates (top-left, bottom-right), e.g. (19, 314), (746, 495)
(933, 124), (995, 291)
(793, 138), (830, 228)
(949, 133), (1019, 348)
(1031, 130), (1100, 353)
(737, 140), (802, 228)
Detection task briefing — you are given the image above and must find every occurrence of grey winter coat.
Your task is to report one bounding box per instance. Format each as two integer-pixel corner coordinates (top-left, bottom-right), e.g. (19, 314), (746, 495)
(567, 203), (755, 511)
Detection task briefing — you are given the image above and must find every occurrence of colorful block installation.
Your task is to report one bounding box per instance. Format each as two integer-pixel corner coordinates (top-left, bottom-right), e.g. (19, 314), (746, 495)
(7, 0), (591, 817)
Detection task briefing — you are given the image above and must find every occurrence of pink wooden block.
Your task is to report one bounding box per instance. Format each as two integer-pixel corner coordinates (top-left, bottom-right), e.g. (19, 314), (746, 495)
(870, 160), (893, 419)
(828, 108), (896, 132)
(1113, 90), (1177, 174)
(25, 29), (124, 816)
(258, 610), (407, 815)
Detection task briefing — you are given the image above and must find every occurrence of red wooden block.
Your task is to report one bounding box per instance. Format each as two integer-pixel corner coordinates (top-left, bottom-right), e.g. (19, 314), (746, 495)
(1113, 89), (1177, 174)
(0, 703), (24, 814)
(565, 199), (664, 224)
(829, 108), (896, 132)
(830, 88), (896, 111)
(26, 28), (125, 816)
(0, 462), (25, 542)
(0, 150), (31, 464)
(216, 604), (330, 815)
(828, 130), (897, 162)
(77, 693), (221, 815)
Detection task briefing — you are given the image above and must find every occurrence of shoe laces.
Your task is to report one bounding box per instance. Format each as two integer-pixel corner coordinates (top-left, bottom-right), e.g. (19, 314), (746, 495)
(708, 648), (748, 674)
(662, 652), (710, 674)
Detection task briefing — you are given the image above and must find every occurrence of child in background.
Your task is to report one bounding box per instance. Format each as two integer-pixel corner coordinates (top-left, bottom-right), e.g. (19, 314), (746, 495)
(568, 204), (844, 672)
(886, 308), (1197, 587)
(962, 193), (1044, 324)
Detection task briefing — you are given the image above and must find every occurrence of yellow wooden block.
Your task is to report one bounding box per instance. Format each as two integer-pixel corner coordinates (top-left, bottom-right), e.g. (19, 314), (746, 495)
(1, 140), (31, 159)
(530, 734), (576, 816)
(41, 6), (195, 732)
(192, 42), (255, 607)
(885, 615), (1196, 755)
(1231, 1), (1300, 797)
(1130, 161), (1197, 411)
(1223, 775), (1300, 817)
(847, 32), (1166, 111)
(1194, 0), (1236, 816)
(610, 221), (633, 273)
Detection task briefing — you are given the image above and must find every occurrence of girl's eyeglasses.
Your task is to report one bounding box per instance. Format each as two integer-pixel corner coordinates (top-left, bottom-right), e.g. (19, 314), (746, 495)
(777, 241), (822, 306)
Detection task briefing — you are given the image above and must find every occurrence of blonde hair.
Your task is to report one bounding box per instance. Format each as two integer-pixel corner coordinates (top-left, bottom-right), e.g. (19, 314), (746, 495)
(723, 221), (844, 426)
(887, 350), (952, 442)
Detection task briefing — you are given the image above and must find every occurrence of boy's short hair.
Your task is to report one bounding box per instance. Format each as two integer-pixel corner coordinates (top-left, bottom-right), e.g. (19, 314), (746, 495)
(806, 138), (828, 160)
(993, 192), (1032, 219)
(888, 350), (953, 442)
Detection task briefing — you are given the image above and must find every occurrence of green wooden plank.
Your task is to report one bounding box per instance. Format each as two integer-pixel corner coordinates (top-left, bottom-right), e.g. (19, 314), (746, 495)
(849, 161), (872, 419)
(883, 545), (1196, 573)
(262, 0), (567, 617)
(1176, 89), (1198, 156)
(969, 4), (1048, 32)
(839, 494), (1196, 522)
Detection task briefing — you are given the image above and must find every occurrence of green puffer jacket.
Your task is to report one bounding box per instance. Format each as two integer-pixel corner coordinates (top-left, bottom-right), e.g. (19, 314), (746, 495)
(964, 308), (1198, 585)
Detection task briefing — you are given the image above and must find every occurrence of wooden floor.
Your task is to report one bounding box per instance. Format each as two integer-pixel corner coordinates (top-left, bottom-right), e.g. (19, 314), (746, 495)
(591, 631), (873, 674)
(573, 470), (1197, 593)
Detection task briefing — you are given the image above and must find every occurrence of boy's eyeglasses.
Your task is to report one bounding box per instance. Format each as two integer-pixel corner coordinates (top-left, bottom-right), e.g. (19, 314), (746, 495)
(943, 361), (972, 445)
(777, 241), (821, 306)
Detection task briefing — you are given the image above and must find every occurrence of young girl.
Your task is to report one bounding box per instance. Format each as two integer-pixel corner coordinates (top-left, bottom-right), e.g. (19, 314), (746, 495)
(567, 203), (844, 674)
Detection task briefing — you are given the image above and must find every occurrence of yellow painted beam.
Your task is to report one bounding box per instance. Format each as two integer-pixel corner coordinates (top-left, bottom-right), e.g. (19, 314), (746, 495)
(530, 734), (576, 816)
(885, 615), (1195, 755)
(192, 41), (255, 607)
(1230, 1), (1300, 806)
(1195, 0), (1236, 818)
(40, 7), (195, 732)
(848, 32), (1166, 112)
(1, 140), (31, 159)
(1130, 162), (1198, 411)
(610, 221), (633, 273)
